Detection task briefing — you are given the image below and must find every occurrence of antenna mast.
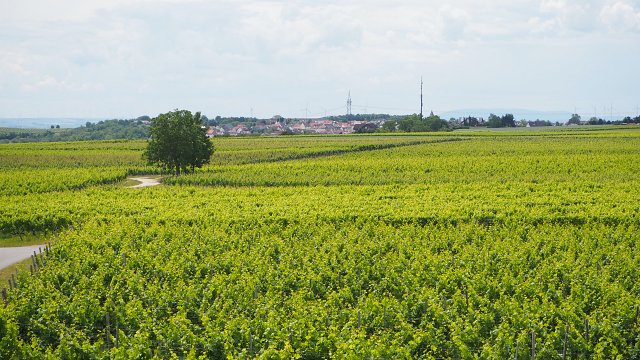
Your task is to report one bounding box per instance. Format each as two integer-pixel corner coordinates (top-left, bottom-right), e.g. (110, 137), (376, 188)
(347, 91), (352, 116)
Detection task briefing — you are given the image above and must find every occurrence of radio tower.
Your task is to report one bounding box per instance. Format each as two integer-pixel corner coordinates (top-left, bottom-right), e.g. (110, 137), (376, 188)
(347, 91), (352, 116)
(420, 77), (424, 119)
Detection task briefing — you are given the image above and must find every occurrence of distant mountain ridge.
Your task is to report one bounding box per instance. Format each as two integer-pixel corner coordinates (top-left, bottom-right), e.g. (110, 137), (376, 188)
(0, 118), (103, 129)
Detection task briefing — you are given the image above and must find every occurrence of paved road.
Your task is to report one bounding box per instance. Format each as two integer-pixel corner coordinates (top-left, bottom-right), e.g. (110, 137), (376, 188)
(0, 245), (45, 270)
(129, 177), (161, 188)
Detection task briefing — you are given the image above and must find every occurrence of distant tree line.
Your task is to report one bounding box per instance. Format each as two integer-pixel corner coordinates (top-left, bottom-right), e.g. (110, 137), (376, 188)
(203, 116), (257, 127)
(567, 113), (640, 125)
(487, 113), (516, 128)
(381, 113), (451, 132)
(0, 119), (149, 143)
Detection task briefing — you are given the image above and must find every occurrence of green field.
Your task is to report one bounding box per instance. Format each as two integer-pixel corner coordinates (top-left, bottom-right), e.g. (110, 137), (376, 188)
(0, 128), (639, 359)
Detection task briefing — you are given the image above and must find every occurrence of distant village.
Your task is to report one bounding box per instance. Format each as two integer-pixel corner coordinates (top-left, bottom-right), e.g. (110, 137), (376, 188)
(204, 116), (387, 137)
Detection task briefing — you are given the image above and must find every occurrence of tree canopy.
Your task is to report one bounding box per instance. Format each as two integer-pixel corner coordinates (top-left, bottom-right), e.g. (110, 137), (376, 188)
(567, 113), (582, 125)
(396, 113), (448, 132)
(487, 113), (516, 128)
(143, 109), (214, 175)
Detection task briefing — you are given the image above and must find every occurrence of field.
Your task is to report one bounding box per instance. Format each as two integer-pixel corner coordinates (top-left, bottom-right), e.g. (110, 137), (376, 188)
(0, 128), (639, 359)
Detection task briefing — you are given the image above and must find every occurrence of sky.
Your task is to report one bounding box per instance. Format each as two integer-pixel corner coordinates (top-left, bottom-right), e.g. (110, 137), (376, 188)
(1, 0), (639, 120)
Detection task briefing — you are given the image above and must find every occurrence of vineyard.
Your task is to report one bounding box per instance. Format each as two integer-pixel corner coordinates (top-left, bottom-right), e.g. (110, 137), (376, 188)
(0, 128), (639, 358)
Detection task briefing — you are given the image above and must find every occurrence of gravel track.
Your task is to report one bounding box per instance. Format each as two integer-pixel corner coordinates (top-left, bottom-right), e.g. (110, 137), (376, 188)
(0, 245), (45, 269)
(129, 176), (161, 188)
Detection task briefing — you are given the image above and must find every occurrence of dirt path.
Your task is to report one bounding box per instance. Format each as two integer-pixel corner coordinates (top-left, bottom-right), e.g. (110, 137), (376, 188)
(0, 245), (44, 269)
(129, 176), (161, 188)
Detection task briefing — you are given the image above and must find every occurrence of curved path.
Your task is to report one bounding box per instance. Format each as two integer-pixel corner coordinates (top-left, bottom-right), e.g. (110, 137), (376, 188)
(0, 245), (45, 270)
(129, 176), (161, 188)
(0, 177), (159, 271)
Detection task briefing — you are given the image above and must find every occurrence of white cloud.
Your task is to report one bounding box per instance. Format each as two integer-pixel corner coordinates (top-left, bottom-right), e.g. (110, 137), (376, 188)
(600, 0), (640, 31)
(0, 0), (639, 118)
(529, 0), (601, 34)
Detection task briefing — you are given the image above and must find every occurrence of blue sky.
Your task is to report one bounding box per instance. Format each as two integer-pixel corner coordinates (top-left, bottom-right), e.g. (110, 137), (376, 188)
(1, 0), (639, 120)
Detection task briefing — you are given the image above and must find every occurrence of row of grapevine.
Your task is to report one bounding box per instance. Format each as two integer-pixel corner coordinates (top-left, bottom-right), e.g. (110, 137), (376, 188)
(1, 217), (638, 358)
(168, 135), (640, 187)
(0, 128), (638, 358)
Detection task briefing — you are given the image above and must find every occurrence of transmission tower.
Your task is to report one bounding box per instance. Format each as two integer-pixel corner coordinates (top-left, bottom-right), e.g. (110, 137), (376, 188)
(347, 91), (352, 116)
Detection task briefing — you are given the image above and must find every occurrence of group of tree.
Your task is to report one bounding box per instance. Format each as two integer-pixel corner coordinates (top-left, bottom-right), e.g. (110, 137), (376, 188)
(620, 116), (640, 124)
(203, 116), (257, 127)
(382, 113), (449, 132)
(524, 119), (554, 127)
(566, 113), (582, 125)
(568, 113), (640, 125)
(0, 119), (149, 143)
(460, 116), (483, 127)
(486, 113), (516, 128)
(144, 109), (214, 176)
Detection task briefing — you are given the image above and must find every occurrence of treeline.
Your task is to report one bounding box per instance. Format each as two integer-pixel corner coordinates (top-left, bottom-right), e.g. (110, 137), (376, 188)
(567, 113), (640, 126)
(381, 113), (524, 133)
(0, 119), (149, 143)
(381, 113), (450, 132)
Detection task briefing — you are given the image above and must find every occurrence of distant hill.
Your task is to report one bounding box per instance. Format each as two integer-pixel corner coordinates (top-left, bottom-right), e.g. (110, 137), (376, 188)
(0, 118), (103, 128)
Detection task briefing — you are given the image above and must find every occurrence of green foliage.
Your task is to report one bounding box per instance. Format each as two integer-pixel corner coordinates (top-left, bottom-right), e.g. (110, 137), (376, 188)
(381, 120), (397, 132)
(0, 120), (149, 143)
(143, 110), (214, 175)
(567, 113), (582, 125)
(398, 114), (424, 132)
(487, 113), (516, 128)
(397, 113), (448, 132)
(1, 128), (640, 357)
(425, 113), (447, 131)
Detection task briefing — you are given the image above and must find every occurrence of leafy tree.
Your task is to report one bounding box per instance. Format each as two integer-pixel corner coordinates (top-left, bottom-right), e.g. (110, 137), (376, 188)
(567, 114), (581, 125)
(486, 114), (502, 128)
(354, 123), (378, 133)
(399, 114), (426, 132)
(382, 120), (397, 132)
(485, 113), (516, 128)
(588, 117), (605, 125)
(463, 116), (480, 127)
(144, 109), (214, 175)
(424, 113), (447, 131)
(398, 113), (448, 132)
(486, 113), (515, 128)
(501, 113), (516, 127)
